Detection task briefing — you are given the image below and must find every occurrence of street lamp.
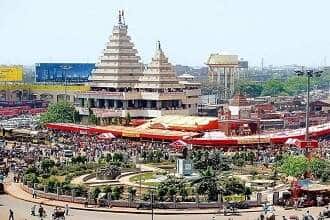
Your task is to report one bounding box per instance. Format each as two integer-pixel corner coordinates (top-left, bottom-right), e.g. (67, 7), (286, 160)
(150, 190), (154, 220)
(294, 69), (323, 141)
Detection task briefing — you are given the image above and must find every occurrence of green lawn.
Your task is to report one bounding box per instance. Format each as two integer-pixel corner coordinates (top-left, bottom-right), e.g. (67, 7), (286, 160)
(129, 172), (159, 187)
(130, 172), (155, 182)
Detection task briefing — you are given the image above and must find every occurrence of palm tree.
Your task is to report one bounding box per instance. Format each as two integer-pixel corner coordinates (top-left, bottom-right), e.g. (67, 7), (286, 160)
(192, 166), (222, 201)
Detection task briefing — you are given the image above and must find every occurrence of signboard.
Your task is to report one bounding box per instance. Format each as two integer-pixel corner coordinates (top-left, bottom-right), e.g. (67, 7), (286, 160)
(176, 159), (193, 176)
(35, 63), (95, 83)
(0, 66), (23, 82)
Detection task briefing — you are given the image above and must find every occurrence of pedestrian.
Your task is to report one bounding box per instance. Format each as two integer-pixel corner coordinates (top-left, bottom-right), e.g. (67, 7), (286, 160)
(65, 204), (69, 216)
(31, 204), (36, 216)
(303, 210), (311, 220)
(38, 204), (44, 218)
(9, 209), (14, 220)
(32, 188), (36, 198)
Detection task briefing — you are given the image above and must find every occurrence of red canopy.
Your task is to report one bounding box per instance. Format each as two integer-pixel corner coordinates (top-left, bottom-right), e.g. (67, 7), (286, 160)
(296, 140), (318, 149)
(285, 138), (318, 149)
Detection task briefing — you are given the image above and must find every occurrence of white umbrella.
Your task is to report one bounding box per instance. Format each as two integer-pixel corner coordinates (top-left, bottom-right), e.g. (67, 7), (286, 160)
(97, 132), (116, 140)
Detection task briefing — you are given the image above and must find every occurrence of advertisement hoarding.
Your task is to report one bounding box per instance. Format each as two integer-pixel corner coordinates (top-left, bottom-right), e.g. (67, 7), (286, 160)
(0, 66), (23, 82)
(35, 63), (95, 83)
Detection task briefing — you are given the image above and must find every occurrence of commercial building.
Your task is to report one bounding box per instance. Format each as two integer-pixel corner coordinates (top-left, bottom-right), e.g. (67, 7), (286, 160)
(76, 11), (200, 120)
(206, 53), (248, 100)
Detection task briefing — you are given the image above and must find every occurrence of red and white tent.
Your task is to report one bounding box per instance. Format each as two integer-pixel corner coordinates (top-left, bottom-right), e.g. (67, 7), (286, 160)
(285, 138), (299, 145)
(170, 140), (188, 148)
(97, 132), (116, 140)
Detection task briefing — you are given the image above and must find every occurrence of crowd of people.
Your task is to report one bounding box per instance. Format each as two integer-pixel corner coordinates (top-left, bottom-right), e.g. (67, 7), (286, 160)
(1, 129), (330, 220)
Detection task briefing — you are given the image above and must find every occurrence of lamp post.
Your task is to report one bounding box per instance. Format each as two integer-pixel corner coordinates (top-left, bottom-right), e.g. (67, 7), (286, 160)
(294, 69), (323, 141)
(150, 190), (154, 220)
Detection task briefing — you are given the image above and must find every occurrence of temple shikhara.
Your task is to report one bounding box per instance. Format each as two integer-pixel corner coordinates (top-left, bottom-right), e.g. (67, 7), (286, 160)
(76, 11), (200, 120)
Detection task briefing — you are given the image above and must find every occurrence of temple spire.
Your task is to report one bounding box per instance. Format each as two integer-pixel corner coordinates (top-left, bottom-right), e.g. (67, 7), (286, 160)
(118, 10), (122, 25)
(157, 40), (161, 51)
(122, 10), (125, 25)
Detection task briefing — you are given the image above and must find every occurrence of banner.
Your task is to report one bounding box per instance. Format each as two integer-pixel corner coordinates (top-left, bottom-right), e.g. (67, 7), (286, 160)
(0, 66), (23, 81)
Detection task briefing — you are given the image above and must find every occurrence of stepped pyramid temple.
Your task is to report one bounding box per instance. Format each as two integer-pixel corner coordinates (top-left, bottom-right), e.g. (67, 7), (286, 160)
(76, 11), (200, 120)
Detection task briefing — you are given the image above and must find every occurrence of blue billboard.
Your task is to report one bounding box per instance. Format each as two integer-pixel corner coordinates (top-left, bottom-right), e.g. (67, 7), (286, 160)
(35, 63), (95, 83)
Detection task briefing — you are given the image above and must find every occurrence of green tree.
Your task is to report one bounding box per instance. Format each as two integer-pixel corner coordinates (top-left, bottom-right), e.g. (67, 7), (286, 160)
(40, 101), (79, 124)
(106, 153), (112, 163)
(91, 187), (101, 199)
(280, 155), (309, 178)
(112, 152), (124, 162)
(178, 184), (188, 201)
(261, 79), (287, 96)
(24, 173), (39, 184)
(193, 166), (220, 201)
(310, 158), (330, 179)
(112, 186), (124, 200)
(41, 159), (55, 173)
(72, 156), (87, 164)
(220, 177), (246, 196)
(157, 184), (168, 201)
(168, 186), (178, 201)
(236, 80), (263, 97)
(284, 76), (308, 95)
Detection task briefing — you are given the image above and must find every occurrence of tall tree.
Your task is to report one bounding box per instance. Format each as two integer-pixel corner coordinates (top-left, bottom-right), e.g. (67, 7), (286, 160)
(280, 155), (309, 178)
(261, 79), (287, 96)
(40, 101), (79, 124)
(236, 80), (263, 97)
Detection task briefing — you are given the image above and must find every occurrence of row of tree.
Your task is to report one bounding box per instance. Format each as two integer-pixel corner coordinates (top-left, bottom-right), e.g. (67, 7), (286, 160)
(201, 70), (329, 98)
(279, 155), (330, 182)
(236, 73), (330, 97)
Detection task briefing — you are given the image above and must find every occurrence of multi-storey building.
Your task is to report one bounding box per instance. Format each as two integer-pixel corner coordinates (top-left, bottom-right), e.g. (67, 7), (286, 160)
(76, 11), (200, 120)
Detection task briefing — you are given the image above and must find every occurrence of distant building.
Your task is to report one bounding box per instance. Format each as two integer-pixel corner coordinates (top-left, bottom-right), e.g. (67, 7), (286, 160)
(238, 59), (249, 79)
(206, 53), (247, 100)
(228, 92), (252, 120)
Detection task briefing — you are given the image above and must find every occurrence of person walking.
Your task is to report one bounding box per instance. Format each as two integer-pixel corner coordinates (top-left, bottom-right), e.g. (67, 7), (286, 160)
(9, 209), (14, 220)
(38, 205), (44, 218)
(31, 204), (36, 216)
(65, 204), (69, 216)
(32, 189), (36, 198)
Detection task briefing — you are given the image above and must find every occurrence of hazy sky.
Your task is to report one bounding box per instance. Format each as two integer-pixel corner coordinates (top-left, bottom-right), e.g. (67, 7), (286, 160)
(1, 0), (329, 67)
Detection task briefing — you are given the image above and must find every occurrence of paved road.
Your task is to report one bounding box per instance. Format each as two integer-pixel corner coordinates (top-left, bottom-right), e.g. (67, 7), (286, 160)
(0, 194), (221, 220)
(1, 193), (329, 220)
